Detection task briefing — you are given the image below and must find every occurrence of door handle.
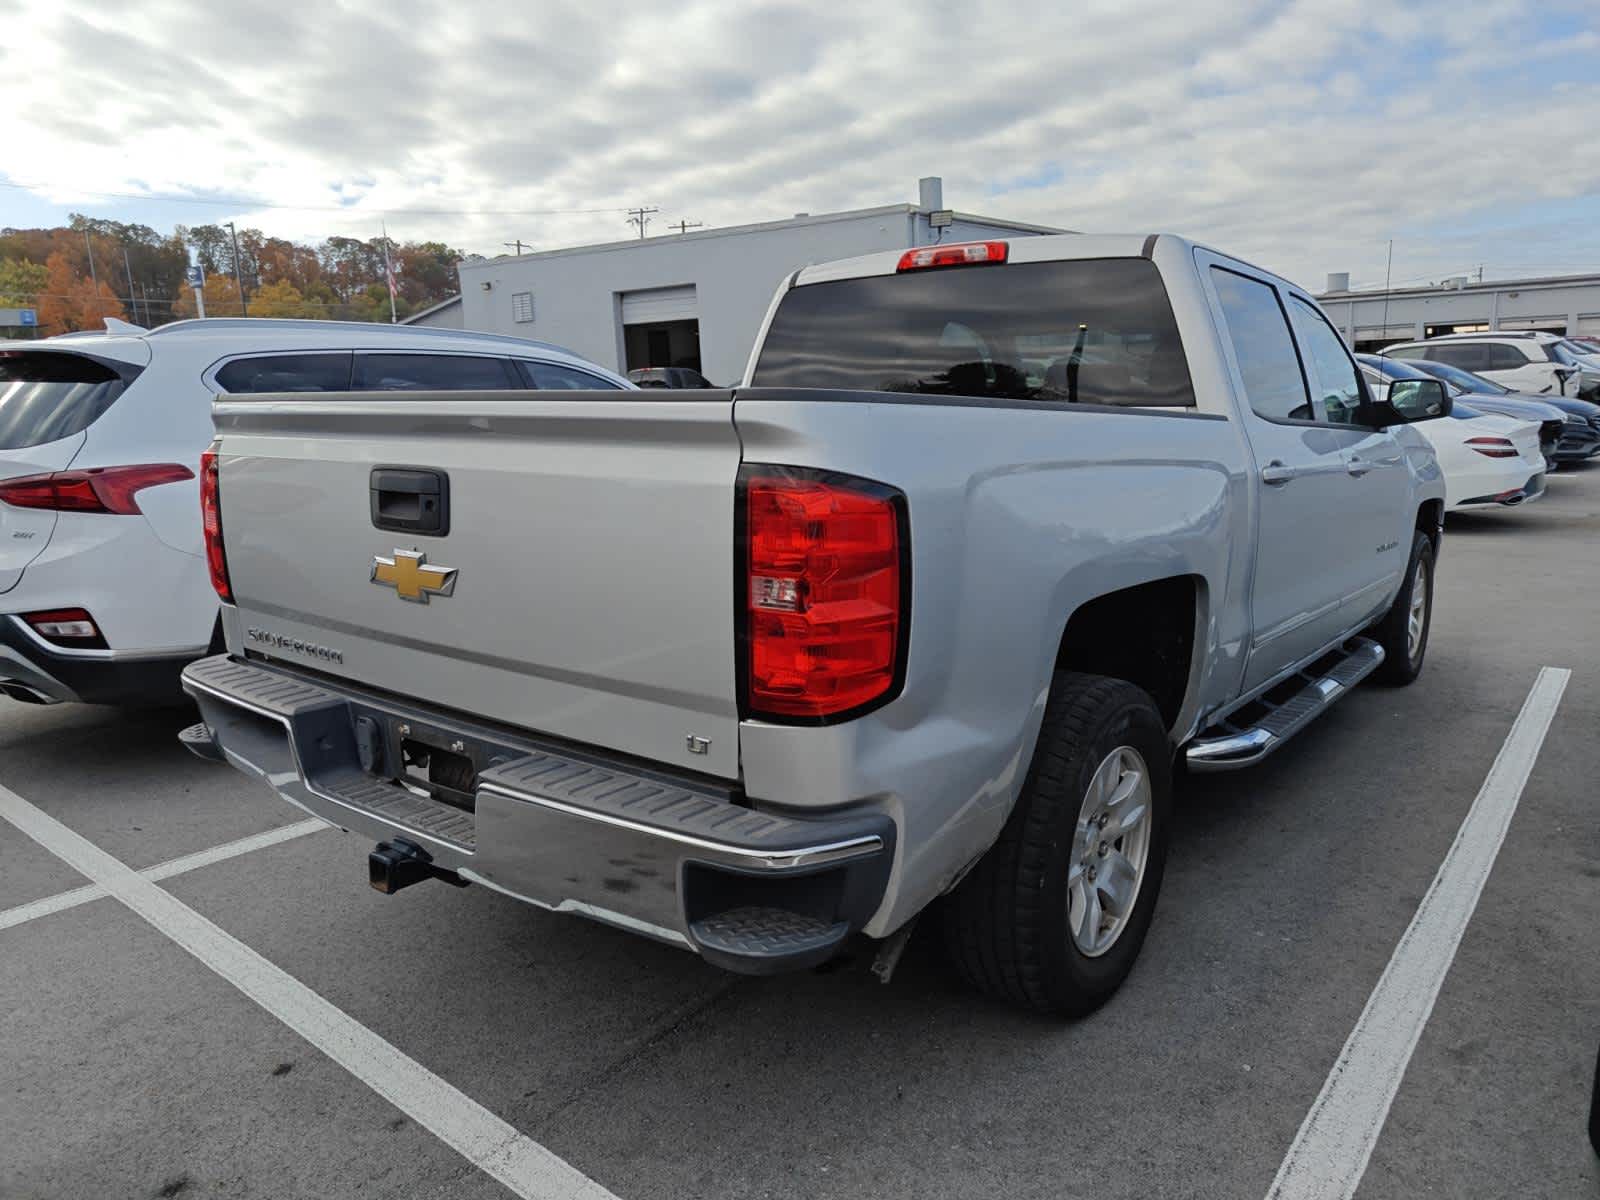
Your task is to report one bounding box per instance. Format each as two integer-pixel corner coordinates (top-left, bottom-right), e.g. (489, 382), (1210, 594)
(1261, 461), (1298, 485)
(1346, 456), (1373, 477)
(371, 467), (450, 536)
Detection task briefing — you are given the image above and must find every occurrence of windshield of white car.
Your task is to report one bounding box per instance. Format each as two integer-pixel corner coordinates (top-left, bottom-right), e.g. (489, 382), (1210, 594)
(1547, 340), (1598, 366)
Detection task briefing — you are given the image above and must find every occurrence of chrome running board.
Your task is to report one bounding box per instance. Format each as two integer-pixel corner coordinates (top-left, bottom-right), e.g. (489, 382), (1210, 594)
(1185, 638), (1385, 772)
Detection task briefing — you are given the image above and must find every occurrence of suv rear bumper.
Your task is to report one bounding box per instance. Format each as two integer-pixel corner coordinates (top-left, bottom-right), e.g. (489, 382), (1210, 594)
(0, 615), (194, 705)
(181, 654), (894, 973)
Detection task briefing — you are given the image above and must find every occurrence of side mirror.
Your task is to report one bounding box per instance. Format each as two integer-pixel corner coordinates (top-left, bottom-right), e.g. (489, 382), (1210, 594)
(1384, 378), (1451, 424)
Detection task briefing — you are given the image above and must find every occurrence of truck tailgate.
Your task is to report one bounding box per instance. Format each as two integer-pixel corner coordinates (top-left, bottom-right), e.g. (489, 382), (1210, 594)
(213, 392), (742, 779)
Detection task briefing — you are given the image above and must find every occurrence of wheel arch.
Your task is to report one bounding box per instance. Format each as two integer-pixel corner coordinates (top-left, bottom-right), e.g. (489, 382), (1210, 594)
(1053, 573), (1206, 735)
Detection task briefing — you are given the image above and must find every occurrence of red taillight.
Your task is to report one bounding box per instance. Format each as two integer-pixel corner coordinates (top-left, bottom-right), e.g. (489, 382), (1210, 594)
(896, 241), (1008, 272)
(200, 447), (232, 602)
(1465, 436), (1519, 459)
(23, 607), (106, 648)
(0, 464), (193, 515)
(743, 469), (905, 720)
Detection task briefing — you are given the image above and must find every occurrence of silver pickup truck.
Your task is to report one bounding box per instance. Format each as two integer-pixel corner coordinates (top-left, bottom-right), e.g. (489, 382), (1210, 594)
(182, 234), (1449, 1014)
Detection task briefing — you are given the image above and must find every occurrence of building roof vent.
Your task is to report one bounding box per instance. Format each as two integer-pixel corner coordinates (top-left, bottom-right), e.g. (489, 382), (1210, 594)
(1326, 272), (1350, 292)
(918, 176), (944, 211)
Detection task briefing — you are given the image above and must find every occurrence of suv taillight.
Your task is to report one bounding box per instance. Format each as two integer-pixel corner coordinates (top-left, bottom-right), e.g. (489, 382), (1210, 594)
(1465, 436), (1519, 459)
(741, 467), (907, 721)
(0, 464), (193, 514)
(200, 446), (232, 602)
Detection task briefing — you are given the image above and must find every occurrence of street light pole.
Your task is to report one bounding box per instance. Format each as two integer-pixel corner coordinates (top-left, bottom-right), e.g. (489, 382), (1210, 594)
(226, 221), (249, 316)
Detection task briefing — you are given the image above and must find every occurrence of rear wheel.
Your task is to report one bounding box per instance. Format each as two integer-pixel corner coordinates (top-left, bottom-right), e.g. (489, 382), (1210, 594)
(944, 672), (1171, 1016)
(1370, 531), (1434, 686)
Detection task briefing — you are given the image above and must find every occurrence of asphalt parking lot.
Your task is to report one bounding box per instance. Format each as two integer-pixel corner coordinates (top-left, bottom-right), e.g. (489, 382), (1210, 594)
(3, 471), (1598, 1200)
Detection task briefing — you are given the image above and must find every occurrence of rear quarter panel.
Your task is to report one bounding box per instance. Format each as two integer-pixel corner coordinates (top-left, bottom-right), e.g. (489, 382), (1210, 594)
(733, 391), (1252, 934)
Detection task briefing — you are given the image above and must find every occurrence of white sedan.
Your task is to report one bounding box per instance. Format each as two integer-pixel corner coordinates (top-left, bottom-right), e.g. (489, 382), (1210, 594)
(1362, 366), (1545, 511)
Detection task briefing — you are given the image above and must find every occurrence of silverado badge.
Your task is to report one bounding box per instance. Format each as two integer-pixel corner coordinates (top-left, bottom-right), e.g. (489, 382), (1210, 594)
(371, 549), (457, 604)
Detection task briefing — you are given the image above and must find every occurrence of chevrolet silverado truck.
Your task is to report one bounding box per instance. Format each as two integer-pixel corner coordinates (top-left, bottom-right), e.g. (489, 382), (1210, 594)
(181, 234), (1449, 1015)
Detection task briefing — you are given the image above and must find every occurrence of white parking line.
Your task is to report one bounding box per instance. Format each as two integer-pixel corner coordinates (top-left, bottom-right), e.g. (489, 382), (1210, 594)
(0, 784), (619, 1200)
(0, 817), (327, 933)
(1266, 666), (1571, 1200)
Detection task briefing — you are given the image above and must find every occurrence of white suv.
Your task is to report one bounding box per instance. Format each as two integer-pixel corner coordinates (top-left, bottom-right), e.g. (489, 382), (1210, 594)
(1383, 331), (1600, 401)
(0, 318), (631, 707)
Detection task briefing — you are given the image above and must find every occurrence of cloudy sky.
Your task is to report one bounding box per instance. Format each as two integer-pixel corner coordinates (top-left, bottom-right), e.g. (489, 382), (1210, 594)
(2, 0), (1598, 292)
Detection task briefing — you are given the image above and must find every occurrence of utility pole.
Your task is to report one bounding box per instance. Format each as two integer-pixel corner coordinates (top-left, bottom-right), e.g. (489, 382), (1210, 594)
(226, 220), (249, 316)
(626, 207), (659, 239)
(82, 230), (99, 288)
(503, 239), (532, 256)
(668, 220), (703, 235)
(1475, 264), (1484, 284)
(121, 246), (138, 325)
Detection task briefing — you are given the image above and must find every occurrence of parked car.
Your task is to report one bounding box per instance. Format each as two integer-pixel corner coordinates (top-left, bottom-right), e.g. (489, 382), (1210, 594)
(1396, 357), (1600, 464)
(1357, 354), (1564, 470)
(1358, 361), (1544, 510)
(1383, 331), (1600, 401)
(628, 366), (718, 388)
(183, 234), (1448, 1015)
(0, 318), (631, 707)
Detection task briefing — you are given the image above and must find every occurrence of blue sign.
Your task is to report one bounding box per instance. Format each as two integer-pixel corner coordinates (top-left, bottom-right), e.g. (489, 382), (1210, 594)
(185, 266), (204, 288)
(19, 308), (34, 326)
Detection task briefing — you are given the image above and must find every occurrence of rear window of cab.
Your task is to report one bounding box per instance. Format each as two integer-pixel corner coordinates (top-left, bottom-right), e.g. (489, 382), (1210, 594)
(751, 257), (1194, 406)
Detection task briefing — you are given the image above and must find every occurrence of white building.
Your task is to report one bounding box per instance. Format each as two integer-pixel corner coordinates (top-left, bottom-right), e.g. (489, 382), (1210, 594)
(1317, 270), (1600, 353)
(446, 178), (1067, 384)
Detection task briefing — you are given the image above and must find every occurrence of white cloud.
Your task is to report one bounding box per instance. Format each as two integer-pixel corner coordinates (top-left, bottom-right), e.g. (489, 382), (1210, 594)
(2, 0), (1598, 291)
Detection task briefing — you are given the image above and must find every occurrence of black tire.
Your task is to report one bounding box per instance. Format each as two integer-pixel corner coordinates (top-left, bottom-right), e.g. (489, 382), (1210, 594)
(944, 672), (1171, 1016)
(1370, 530), (1435, 686)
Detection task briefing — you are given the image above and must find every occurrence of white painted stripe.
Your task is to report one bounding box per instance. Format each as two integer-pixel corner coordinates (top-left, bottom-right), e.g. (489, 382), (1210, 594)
(1266, 666), (1570, 1200)
(0, 818), (326, 933)
(0, 784), (618, 1200)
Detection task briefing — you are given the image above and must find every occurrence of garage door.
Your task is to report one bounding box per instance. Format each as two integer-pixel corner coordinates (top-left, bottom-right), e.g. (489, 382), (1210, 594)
(620, 285), (697, 324)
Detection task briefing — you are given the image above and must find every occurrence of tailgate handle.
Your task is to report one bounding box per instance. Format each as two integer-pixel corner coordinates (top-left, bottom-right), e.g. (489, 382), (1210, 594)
(371, 467), (450, 536)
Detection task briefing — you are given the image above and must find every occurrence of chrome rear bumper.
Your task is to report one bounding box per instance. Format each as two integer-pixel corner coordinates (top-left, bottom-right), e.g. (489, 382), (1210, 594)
(181, 654), (893, 972)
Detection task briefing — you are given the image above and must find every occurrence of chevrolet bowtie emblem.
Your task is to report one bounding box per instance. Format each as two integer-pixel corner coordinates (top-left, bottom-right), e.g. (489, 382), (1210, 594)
(371, 549), (457, 604)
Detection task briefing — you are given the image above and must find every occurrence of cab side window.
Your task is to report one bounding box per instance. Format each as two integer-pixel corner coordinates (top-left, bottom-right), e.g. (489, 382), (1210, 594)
(1288, 297), (1366, 425)
(1210, 268), (1312, 422)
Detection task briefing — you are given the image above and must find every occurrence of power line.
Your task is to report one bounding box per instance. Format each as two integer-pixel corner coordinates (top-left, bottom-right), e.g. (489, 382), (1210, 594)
(0, 178), (642, 218)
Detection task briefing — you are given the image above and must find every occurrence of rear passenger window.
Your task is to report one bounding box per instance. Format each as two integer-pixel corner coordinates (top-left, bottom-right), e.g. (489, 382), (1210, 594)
(214, 353), (353, 394)
(1428, 343), (1491, 371)
(516, 360), (622, 390)
(1287, 297), (1366, 424)
(1488, 343), (1532, 369)
(1210, 268), (1312, 422)
(352, 354), (517, 391)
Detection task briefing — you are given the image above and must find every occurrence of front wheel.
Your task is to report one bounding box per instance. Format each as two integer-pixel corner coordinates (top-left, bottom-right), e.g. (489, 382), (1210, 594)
(1370, 530), (1435, 686)
(944, 672), (1171, 1016)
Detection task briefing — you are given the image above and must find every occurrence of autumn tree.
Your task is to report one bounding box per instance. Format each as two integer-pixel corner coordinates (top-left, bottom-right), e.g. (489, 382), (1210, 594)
(171, 275), (245, 320)
(0, 259), (47, 339)
(35, 251), (126, 334)
(247, 280), (312, 318)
